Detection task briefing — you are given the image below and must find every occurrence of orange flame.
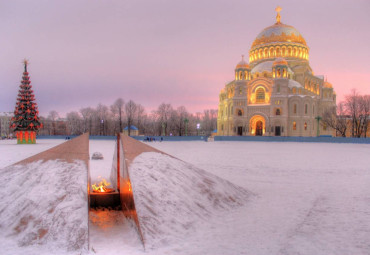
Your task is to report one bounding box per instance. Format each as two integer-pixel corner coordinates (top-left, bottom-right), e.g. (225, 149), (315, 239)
(92, 177), (114, 193)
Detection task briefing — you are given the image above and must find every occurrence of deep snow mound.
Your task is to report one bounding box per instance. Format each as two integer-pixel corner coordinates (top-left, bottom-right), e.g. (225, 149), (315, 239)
(0, 160), (88, 253)
(129, 152), (252, 249)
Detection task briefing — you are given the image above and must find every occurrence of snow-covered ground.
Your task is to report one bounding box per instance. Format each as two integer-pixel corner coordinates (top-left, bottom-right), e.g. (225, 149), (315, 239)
(148, 141), (370, 255)
(0, 139), (65, 168)
(1, 139), (370, 255)
(0, 160), (88, 255)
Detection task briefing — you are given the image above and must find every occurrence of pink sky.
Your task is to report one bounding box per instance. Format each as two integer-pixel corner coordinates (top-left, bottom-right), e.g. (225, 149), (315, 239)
(0, 0), (369, 117)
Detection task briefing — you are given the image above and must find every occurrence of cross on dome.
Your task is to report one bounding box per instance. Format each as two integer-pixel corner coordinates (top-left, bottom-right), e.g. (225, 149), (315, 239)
(275, 6), (282, 24)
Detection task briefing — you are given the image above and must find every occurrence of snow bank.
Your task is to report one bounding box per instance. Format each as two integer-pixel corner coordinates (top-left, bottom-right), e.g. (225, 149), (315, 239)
(129, 152), (252, 249)
(0, 160), (88, 254)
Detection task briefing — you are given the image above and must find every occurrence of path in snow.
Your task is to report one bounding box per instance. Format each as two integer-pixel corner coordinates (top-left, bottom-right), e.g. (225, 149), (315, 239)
(89, 140), (116, 183)
(88, 139), (145, 255)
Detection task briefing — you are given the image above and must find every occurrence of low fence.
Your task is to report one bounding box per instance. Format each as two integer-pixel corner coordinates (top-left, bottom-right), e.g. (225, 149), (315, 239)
(214, 136), (370, 144)
(131, 135), (208, 141)
(38, 135), (116, 140)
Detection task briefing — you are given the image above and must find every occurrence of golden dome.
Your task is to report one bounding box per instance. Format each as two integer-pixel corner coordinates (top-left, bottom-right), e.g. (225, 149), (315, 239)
(273, 57), (288, 66)
(249, 7), (309, 64)
(324, 81), (333, 88)
(251, 23), (307, 48)
(235, 55), (250, 69)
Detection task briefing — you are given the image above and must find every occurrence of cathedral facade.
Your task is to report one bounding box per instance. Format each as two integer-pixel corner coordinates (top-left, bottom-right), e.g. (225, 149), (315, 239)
(217, 8), (336, 137)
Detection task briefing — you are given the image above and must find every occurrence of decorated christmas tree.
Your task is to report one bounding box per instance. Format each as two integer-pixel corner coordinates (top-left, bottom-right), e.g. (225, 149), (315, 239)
(10, 60), (43, 144)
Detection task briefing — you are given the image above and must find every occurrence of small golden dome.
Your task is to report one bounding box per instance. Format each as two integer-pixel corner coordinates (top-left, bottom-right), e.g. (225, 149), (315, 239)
(324, 81), (333, 88)
(273, 57), (288, 66)
(236, 55), (250, 69)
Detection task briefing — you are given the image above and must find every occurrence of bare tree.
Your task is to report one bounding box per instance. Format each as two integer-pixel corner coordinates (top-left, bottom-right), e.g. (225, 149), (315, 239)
(80, 107), (95, 134)
(125, 100), (137, 136)
(66, 111), (83, 135)
(170, 106), (188, 136)
(156, 103), (173, 136)
(345, 89), (362, 137)
(135, 103), (145, 134)
(96, 104), (110, 135)
(321, 103), (347, 137)
(47, 110), (60, 135)
(110, 98), (125, 133)
(359, 95), (370, 137)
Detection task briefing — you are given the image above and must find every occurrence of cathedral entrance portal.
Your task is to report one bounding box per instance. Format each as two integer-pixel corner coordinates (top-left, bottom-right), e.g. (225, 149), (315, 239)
(249, 115), (266, 136)
(275, 126), (281, 136)
(237, 126), (243, 136)
(255, 121), (263, 136)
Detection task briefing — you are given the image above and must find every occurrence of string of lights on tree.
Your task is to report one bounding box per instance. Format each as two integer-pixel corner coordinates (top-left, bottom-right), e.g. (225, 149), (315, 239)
(10, 60), (42, 143)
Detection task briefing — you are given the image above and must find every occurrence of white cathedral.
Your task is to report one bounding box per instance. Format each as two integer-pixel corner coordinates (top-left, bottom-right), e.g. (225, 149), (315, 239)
(217, 7), (336, 137)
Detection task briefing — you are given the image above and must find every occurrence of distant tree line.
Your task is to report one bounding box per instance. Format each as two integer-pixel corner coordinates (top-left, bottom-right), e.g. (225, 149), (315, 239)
(38, 98), (218, 136)
(322, 89), (370, 137)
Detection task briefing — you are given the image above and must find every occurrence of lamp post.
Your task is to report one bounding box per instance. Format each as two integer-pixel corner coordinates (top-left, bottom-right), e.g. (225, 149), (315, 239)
(196, 123), (200, 136)
(315, 116), (322, 137)
(162, 123), (165, 136)
(100, 119), (104, 136)
(184, 118), (189, 136)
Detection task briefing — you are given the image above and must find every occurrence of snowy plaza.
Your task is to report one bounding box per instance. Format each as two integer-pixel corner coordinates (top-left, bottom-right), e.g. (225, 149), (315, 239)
(0, 138), (369, 255)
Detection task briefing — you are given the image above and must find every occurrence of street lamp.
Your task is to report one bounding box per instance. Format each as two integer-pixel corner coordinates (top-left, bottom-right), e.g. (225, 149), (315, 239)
(162, 123), (165, 136)
(196, 123), (200, 136)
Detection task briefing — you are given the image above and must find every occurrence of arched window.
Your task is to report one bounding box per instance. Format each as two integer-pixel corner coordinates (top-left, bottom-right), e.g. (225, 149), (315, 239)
(305, 104), (308, 114)
(237, 109), (243, 116)
(304, 122), (307, 130)
(256, 88), (265, 103)
(239, 71), (243, 80)
(292, 87), (297, 94)
(293, 121), (297, 130)
(276, 108), (281, 115)
(293, 104), (297, 114)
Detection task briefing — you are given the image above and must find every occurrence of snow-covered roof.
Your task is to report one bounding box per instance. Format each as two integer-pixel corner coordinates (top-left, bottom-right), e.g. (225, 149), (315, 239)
(251, 61), (293, 74)
(288, 80), (303, 88)
(124, 125), (138, 130)
(0, 112), (13, 117)
(251, 61), (274, 74)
